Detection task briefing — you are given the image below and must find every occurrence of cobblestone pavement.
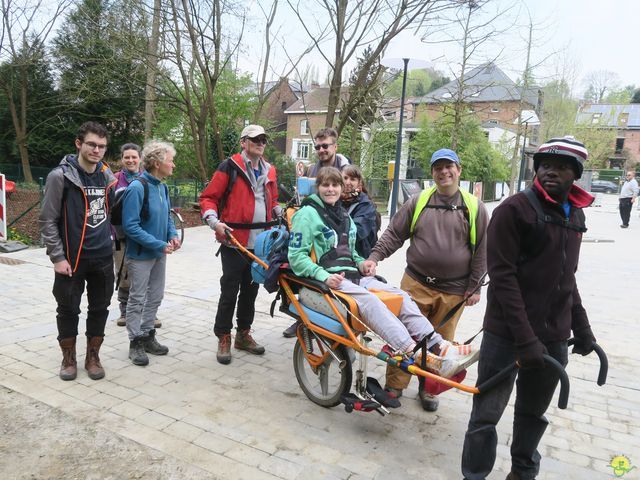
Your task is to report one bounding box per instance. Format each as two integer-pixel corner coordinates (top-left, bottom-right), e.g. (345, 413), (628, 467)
(0, 193), (638, 479)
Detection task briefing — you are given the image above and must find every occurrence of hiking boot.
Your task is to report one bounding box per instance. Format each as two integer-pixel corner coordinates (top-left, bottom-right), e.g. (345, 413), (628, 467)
(142, 329), (169, 355)
(85, 336), (105, 380)
(234, 328), (265, 355)
(282, 321), (299, 338)
(154, 318), (162, 328)
(418, 389), (439, 412)
(216, 334), (232, 365)
(129, 337), (149, 366)
(116, 316), (126, 327)
(58, 337), (77, 381)
(426, 340), (479, 378)
(505, 472), (521, 480)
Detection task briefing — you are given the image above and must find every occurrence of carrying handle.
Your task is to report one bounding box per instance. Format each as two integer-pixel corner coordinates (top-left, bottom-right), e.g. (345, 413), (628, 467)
(475, 354), (570, 409)
(567, 339), (608, 386)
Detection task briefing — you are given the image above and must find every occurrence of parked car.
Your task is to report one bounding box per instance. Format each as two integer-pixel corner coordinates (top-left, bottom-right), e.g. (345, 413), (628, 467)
(590, 180), (618, 194)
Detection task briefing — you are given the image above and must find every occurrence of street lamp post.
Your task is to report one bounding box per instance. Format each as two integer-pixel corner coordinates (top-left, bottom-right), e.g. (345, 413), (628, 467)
(517, 115), (535, 192)
(389, 58), (409, 217)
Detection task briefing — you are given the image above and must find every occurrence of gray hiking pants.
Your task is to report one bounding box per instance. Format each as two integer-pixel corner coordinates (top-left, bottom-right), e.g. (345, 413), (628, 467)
(336, 276), (442, 352)
(125, 256), (166, 341)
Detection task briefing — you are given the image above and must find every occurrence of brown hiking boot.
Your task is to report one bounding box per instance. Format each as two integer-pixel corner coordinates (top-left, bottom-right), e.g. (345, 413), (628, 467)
(85, 336), (105, 380)
(58, 337), (77, 381)
(234, 328), (265, 355)
(116, 316), (126, 327)
(216, 333), (232, 365)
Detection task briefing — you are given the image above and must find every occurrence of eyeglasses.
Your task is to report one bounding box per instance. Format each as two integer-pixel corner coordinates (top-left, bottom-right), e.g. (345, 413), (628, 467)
(84, 141), (108, 151)
(247, 137), (267, 145)
(314, 143), (335, 151)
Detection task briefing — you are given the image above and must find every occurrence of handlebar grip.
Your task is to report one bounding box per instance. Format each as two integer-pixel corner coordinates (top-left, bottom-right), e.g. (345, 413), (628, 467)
(476, 355), (570, 410)
(543, 354), (570, 409)
(567, 338), (608, 386)
(592, 344), (608, 386)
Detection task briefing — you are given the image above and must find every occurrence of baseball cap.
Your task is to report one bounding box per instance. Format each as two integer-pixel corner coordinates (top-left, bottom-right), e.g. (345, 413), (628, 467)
(241, 124), (267, 139)
(533, 136), (588, 179)
(430, 148), (461, 166)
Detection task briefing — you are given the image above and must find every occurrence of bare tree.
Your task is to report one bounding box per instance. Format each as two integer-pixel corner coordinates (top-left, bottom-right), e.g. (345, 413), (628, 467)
(287, 0), (444, 130)
(582, 70), (621, 103)
(144, 0), (162, 140)
(421, 0), (515, 150)
(0, 0), (70, 182)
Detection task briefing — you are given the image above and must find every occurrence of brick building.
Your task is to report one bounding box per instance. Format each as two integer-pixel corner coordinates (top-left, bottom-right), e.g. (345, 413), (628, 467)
(284, 87), (350, 162)
(575, 103), (640, 169)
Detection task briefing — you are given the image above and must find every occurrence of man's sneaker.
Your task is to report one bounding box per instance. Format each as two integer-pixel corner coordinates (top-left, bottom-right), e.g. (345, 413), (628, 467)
(116, 316), (126, 327)
(418, 389), (439, 412)
(129, 338), (149, 366)
(142, 329), (169, 355)
(154, 318), (162, 328)
(234, 329), (265, 355)
(216, 334), (232, 365)
(282, 321), (300, 338)
(425, 341), (479, 378)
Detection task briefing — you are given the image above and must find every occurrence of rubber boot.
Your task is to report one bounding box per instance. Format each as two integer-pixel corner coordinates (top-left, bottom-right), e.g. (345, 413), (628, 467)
(58, 337), (77, 381)
(85, 336), (105, 380)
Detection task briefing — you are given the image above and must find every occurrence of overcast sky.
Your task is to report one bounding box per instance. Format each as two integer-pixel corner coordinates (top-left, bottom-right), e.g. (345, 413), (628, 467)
(242, 0), (638, 96)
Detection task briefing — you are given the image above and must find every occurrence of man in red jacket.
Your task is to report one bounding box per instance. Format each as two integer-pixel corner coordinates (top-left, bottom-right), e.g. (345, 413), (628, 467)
(199, 125), (281, 364)
(461, 136), (597, 480)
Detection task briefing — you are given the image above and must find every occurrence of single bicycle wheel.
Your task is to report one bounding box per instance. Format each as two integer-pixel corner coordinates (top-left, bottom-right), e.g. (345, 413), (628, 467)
(293, 335), (352, 408)
(170, 208), (185, 245)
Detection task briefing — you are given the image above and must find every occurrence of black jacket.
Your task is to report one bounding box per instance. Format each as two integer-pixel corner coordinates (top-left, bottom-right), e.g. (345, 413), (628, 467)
(483, 179), (594, 346)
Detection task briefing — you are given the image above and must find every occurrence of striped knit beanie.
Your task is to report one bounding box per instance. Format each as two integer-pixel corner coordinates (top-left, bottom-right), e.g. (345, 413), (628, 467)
(533, 136), (588, 179)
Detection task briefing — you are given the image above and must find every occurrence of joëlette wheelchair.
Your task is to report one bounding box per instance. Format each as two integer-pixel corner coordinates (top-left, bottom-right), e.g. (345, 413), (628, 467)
(224, 186), (608, 416)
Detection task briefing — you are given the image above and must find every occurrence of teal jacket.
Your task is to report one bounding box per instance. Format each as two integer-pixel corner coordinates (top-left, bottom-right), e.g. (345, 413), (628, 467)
(288, 194), (364, 283)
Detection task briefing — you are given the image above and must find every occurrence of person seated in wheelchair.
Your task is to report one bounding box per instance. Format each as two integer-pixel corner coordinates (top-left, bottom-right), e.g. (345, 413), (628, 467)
(287, 167), (479, 378)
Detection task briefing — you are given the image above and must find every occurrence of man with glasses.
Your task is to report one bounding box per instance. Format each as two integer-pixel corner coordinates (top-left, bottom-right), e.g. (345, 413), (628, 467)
(306, 127), (351, 177)
(200, 124), (282, 364)
(40, 121), (116, 381)
(619, 170), (638, 228)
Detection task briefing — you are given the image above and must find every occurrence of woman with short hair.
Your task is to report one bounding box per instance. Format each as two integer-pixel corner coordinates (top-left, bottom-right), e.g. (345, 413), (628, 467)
(122, 140), (181, 366)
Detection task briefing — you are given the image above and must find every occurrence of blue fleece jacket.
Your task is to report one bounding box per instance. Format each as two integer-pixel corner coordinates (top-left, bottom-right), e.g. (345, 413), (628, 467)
(122, 171), (178, 259)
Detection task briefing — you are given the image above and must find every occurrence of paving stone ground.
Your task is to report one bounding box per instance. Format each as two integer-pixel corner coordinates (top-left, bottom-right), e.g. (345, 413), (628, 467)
(0, 193), (639, 479)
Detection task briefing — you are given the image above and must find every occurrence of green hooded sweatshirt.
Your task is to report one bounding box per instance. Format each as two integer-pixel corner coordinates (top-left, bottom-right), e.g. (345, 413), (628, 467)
(288, 194), (364, 283)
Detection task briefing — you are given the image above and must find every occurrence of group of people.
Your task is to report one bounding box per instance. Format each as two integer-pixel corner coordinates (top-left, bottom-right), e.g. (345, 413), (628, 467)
(40, 120), (599, 480)
(39, 122), (181, 378)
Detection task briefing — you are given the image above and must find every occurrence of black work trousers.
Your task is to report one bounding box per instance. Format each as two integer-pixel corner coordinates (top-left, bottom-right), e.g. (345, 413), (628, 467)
(214, 245), (259, 336)
(53, 255), (114, 340)
(619, 197), (633, 227)
(461, 332), (568, 480)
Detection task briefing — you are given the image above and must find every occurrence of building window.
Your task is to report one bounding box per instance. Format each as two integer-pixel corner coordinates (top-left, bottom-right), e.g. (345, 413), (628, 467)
(292, 139), (313, 161)
(592, 113), (601, 124)
(491, 107), (499, 113)
(281, 101), (287, 110)
(300, 119), (309, 135)
(615, 138), (625, 154)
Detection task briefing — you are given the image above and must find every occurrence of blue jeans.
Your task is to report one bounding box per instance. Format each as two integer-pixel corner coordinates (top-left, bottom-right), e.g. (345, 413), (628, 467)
(461, 332), (568, 480)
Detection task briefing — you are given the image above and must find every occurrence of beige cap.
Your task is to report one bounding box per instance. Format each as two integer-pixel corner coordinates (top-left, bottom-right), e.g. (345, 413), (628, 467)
(241, 124), (267, 139)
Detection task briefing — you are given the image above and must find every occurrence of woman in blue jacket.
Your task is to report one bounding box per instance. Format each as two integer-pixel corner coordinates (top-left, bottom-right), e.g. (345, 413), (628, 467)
(340, 165), (379, 258)
(122, 140), (181, 366)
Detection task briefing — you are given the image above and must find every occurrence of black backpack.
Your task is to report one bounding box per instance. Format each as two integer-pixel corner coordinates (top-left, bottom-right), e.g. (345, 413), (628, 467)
(110, 177), (150, 227)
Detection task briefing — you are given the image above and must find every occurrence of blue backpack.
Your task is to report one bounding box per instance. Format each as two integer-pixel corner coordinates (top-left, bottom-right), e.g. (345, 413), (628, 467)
(251, 226), (289, 285)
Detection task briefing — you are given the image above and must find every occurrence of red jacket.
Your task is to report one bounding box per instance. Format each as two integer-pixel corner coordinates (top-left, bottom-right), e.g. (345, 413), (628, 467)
(199, 153), (279, 246)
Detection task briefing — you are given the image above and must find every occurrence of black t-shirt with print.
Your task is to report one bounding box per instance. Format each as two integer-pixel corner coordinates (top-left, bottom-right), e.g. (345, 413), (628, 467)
(76, 165), (112, 258)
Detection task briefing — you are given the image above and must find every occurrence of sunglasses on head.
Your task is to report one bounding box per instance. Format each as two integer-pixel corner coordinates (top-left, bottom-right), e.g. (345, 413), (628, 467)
(247, 136), (267, 145)
(314, 143), (334, 151)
